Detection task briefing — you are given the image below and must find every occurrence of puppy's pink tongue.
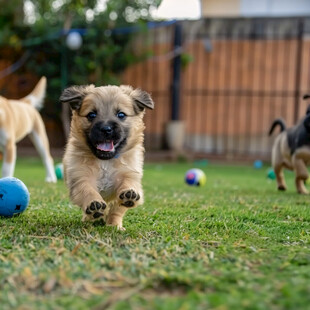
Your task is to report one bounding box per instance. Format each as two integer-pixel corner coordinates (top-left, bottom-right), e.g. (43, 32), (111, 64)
(97, 141), (114, 152)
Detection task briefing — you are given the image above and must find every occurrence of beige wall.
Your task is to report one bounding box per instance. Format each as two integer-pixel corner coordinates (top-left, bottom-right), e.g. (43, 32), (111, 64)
(201, 0), (241, 17)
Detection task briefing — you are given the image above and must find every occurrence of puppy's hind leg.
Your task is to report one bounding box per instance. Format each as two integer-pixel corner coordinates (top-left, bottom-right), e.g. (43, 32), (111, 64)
(274, 163), (287, 191)
(271, 140), (287, 191)
(292, 155), (309, 195)
(29, 115), (57, 183)
(2, 140), (16, 177)
(105, 202), (128, 231)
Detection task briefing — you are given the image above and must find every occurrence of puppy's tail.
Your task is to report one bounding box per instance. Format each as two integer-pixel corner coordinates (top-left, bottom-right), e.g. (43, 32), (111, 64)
(269, 118), (286, 136)
(20, 76), (47, 110)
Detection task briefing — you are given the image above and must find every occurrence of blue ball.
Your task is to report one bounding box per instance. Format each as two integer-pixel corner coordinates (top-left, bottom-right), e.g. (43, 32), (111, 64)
(0, 177), (30, 217)
(253, 160), (263, 169)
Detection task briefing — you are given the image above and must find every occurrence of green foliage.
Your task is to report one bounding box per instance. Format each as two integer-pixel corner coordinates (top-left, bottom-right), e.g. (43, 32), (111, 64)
(0, 159), (310, 309)
(0, 0), (162, 113)
(181, 52), (193, 69)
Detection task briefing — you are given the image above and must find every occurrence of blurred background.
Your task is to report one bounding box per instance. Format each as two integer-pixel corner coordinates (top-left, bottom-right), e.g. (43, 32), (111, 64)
(1, 0), (310, 161)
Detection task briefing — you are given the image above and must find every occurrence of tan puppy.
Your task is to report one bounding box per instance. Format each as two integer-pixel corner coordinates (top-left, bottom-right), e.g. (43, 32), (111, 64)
(269, 112), (310, 194)
(0, 77), (57, 182)
(60, 84), (154, 230)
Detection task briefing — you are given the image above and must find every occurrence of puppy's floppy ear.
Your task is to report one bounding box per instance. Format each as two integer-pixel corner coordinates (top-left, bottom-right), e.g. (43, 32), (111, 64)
(120, 85), (154, 111)
(60, 85), (95, 110)
(131, 88), (154, 110)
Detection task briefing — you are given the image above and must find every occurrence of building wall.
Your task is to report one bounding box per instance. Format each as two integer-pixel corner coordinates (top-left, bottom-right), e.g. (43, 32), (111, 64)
(241, 0), (310, 16)
(201, 0), (241, 17)
(201, 0), (310, 17)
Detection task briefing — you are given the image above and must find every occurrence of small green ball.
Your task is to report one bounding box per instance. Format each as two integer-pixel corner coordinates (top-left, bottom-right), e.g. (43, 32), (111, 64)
(55, 163), (64, 180)
(267, 168), (276, 180)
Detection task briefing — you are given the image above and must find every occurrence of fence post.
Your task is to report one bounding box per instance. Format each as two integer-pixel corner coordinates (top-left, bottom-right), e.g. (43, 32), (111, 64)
(60, 42), (71, 139)
(294, 18), (304, 122)
(171, 22), (182, 121)
(166, 22), (185, 152)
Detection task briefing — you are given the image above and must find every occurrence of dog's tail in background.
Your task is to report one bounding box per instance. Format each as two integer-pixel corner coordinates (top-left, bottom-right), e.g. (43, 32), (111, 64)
(269, 118), (286, 136)
(20, 76), (47, 110)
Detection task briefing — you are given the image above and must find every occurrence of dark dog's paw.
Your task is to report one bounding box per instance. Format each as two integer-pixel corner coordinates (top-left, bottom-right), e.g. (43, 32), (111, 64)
(119, 189), (140, 208)
(85, 201), (107, 220)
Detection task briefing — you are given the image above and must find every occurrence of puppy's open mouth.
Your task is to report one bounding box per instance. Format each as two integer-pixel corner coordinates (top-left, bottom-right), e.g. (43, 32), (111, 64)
(96, 141), (115, 152)
(90, 138), (126, 160)
(86, 122), (128, 160)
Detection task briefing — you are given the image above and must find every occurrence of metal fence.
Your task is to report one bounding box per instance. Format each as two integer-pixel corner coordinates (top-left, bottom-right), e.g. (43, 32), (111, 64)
(122, 17), (310, 160)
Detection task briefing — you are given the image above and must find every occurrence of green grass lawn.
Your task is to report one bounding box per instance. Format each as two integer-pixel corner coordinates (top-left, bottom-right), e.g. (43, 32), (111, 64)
(0, 158), (310, 310)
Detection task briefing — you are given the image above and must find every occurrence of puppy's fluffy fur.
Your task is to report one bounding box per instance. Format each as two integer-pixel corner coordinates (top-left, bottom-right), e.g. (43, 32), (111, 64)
(0, 77), (56, 182)
(61, 84), (154, 229)
(269, 100), (310, 194)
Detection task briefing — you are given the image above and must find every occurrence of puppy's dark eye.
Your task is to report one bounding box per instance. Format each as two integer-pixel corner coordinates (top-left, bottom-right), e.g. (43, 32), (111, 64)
(87, 111), (97, 121)
(117, 111), (126, 120)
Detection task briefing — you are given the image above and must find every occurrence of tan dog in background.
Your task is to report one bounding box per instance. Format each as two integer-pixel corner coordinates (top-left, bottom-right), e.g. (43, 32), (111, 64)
(0, 77), (57, 182)
(60, 84), (154, 230)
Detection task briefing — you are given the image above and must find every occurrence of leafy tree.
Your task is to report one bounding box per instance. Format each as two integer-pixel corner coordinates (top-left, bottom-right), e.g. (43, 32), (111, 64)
(0, 0), (162, 133)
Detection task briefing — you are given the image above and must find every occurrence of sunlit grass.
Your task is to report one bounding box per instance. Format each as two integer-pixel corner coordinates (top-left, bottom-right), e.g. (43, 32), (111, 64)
(0, 158), (309, 309)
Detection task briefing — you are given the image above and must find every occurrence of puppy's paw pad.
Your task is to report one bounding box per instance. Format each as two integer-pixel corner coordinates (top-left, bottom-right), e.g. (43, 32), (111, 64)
(119, 189), (140, 208)
(85, 201), (107, 219)
(123, 200), (135, 207)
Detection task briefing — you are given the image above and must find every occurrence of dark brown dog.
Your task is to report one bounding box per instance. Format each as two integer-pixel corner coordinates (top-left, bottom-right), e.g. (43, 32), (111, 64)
(60, 85), (154, 229)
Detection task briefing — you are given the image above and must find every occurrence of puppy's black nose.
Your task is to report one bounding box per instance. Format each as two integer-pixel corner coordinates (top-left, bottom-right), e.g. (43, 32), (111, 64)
(100, 125), (113, 134)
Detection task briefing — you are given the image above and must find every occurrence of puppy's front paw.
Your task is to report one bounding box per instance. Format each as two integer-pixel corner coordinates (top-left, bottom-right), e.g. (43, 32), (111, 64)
(119, 189), (140, 208)
(83, 201), (107, 221)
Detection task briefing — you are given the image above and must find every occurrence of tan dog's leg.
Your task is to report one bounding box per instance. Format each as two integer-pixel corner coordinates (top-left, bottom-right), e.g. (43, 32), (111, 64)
(30, 113), (57, 183)
(2, 140), (16, 177)
(106, 174), (144, 230)
(292, 147), (310, 194)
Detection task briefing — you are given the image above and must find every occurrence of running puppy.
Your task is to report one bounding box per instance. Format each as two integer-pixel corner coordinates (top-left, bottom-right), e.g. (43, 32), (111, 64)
(61, 84), (154, 230)
(269, 99), (310, 194)
(0, 77), (57, 182)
